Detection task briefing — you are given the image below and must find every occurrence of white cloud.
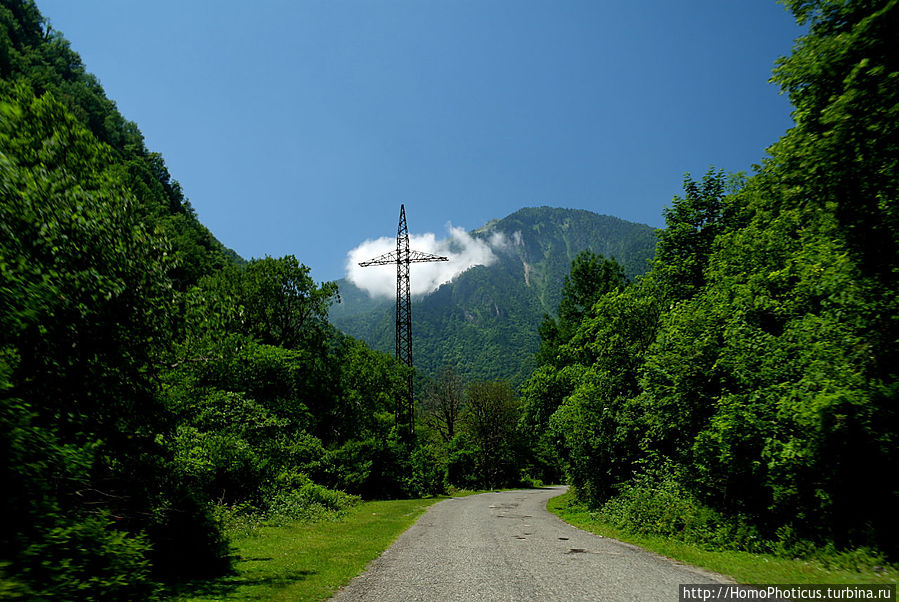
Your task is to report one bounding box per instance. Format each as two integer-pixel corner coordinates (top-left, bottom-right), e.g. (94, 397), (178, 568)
(345, 225), (499, 298)
(488, 230), (509, 251)
(486, 229), (523, 252)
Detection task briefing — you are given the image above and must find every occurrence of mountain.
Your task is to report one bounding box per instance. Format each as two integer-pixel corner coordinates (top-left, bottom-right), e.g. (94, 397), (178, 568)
(0, 2), (240, 288)
(330, 207), (657, 385)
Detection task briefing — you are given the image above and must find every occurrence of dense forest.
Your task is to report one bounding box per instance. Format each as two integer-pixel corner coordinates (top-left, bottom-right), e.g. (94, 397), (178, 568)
(520, 0), (898, 560)
(0, 1), (438, 598)
(1, 0), (897, 598)
(332, 207), (657, 385)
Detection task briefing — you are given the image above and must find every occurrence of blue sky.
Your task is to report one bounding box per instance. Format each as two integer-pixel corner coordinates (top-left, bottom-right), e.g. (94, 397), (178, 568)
(38, 1), (804, 284)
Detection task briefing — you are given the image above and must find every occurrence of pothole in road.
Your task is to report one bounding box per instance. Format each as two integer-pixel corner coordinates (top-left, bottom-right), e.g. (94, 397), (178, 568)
(566, 548), (588, 554)
(558, 537), (569, 541)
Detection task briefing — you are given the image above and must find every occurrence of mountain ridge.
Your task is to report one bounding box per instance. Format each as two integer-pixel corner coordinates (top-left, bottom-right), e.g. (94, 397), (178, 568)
(330, 206), (657, 384)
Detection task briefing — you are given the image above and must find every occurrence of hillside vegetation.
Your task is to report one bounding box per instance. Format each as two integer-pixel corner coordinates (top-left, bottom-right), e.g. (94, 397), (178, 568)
(522, 0), (898, 561)
(1, 0), (897, 597)
(331, 207), (657, 384)
(0, 2), (439, 598)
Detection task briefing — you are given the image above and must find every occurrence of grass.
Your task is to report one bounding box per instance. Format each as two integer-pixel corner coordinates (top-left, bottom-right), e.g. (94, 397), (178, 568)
(167, 497), (439, 601)
(547, 492), (898, 588)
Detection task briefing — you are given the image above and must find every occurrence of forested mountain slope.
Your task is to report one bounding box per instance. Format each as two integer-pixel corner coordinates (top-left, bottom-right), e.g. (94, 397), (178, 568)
(330, 207), (657, 384)
(0, 0), (239, 288)
(0, 2), (429, 597)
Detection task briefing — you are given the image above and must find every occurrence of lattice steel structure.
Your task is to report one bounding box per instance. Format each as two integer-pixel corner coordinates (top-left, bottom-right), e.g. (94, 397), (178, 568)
(359, 205), (448, 435)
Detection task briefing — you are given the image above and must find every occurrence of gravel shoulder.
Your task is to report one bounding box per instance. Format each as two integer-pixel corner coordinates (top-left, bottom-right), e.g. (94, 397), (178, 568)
(332, 486), (731, 601)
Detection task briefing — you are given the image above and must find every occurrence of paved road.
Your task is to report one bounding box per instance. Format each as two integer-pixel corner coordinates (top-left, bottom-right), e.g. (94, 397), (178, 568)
(333, 487), (730, 601)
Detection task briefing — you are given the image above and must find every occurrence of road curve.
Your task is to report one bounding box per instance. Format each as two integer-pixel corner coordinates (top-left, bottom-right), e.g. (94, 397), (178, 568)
(332, 486), (730, 601)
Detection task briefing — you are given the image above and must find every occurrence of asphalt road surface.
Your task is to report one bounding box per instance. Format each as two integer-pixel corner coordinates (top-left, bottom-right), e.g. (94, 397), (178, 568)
(333, 486), (731, 601)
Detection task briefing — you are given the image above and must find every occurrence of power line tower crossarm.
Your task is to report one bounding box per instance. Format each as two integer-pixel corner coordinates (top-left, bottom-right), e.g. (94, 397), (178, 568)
(359, 204), (448, 435)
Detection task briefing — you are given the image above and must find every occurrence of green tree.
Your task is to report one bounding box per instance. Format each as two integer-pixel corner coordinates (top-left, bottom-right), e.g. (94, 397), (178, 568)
(421, 366), (466, 443)
(182, 256), (338, 351)
(242, 256), (338, 349)
(1, 0), (237, 290)
(0, 87), (228, 594)
(540, 0), (899, 558)
(547, 283), (660, 503)
(462, 381), (520, 488)
(653, 168), (735, 302)
(537, 250), (627, 368)
(771, 0), (899, 280)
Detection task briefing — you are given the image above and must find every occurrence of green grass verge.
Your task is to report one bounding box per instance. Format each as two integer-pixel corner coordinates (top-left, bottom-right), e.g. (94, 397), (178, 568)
(547, 492), (897, 587)
(167, 498), (439, 601)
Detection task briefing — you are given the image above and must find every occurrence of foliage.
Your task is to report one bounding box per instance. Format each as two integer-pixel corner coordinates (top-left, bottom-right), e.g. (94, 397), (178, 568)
(332, 207), (657, 386)
(167, 255), (423, 509)
(420, 365), (466, 442)
(548, 491), (898, 587)
(265, 478), (360, 524)
(653, 169), (736, 301)
(537, 250), (628, 368)
(17, 512), (155, 601)
(419, 375), (538, 492)
(529, 0), (899, 561)
(0, 82), (234, 595)
(406, 443), (449, 497)
(189, 256), (337, 350)
(445, 434), (483, 490)
(0, 2), (419, 595)
(459, 380), (522, 489)
(593, 464), (765, 553)
(0, 0), (236, 289)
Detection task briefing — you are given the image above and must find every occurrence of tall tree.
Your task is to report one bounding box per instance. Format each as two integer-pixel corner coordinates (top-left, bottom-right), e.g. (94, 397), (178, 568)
(536, 0), (899, 557)
(242, 256), (338, 349)
(463, 381), (520, 488)
(422, 366), (466, 443)
(0, 86), (228, 595)
(537, 250), (627, 368)
(653, 169), (734, 302)
(772, 0), (899, 280)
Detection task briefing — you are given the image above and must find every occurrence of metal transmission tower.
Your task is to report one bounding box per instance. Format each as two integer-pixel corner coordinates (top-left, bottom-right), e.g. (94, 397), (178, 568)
(359, 205), (448, 435)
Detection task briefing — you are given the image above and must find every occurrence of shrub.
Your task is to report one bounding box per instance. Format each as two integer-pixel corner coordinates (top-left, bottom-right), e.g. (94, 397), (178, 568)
(322, 435), (413, 499)
(146, 490), (232, 582)
(596, 465), (765, 553)
(406, 444), (447, 497)
(264, 475), (360, 524)
(17, 513), (155, 601)
(445, 435), (481, 490)
(171, 425), (268, 505)
(518, 473), (544, 489)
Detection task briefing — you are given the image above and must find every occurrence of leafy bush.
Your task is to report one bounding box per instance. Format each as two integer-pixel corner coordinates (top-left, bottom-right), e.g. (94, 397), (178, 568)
(405, 444), (447, 497)
(321, 435), (415, 499)
(145, 489), (232, 582)
(172, 424), (268, 505)
(595, 466), (765, 553)
(445, 435), (481, 490)
(266, 482), (360, 524)
(518, 473), (544, 489)
(17, 513), (155, 601)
